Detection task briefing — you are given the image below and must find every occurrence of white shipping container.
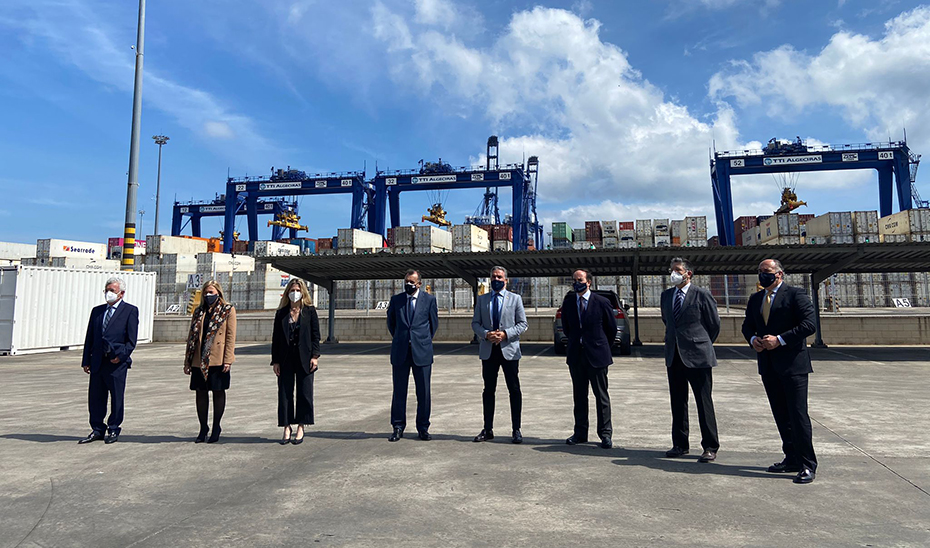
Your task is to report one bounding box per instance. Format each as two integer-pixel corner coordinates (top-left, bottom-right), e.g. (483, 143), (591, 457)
(414, 226), (452, 250)
(252, 241), (301, 257)
(392, 226), (415, 247)
(742, 227), (761, 246)
(36, 238), (107, 260)
(761, 236), (801, 245)
(251, 264), (291, 290)
(413, 245), (450, 254)
(0, 242), (38, 261)
(619, 229), (635, 241)
(635, 236), (653, 248)
(600, 221), (618, 235)
(44, 257), (122, 270)
(879, 210), (922, 235)
(336, 228), (384, 250)
(392, 245), (414, 254)
(653, 219), (670, 236)
(452, 224), (491, 249)
(684, 239), (708, 247)
(602, 237), (619, 248)
(635, 219), (653, 236)
(572, 241), (591, 250)
(921, 209), (930, 232)
(759, 214), (799, 242)
(853, 211), (879, 235)
(670, 220), (684, 239)
(492, 240), (513, 252)
(684, 216), (708, 239)
(856, 234), (880, 244)
(337, 247), (381, 255)
(0, 266), (156, 355)
(196, 253), (255, 273)
(146, 235), (208, 255)
(654, 235), (671, 247)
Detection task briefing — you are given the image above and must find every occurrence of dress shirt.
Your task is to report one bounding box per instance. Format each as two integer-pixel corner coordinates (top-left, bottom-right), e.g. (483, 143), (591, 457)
(102, 298), (122, 328)
(750, 282), (786, 348)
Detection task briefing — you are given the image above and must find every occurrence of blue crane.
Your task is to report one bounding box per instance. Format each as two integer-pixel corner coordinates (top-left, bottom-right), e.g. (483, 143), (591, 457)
(172, 196), (298, 240)
(711, 139), (919, 245)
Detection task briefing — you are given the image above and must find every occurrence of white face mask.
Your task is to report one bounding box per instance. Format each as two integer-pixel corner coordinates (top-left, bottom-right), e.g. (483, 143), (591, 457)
(105, 291), (120, 304)
(670, 271), (686, 286)
(288, 290), (302, 303)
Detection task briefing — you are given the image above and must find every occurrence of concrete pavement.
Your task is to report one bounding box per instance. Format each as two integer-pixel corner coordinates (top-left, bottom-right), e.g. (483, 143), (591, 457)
(1, 342), (929, 547)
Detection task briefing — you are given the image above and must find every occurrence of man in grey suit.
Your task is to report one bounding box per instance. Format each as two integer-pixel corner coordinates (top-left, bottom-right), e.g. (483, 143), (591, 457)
(386, 269), (439, 442)
(471, 266), (528, 444)
(660, 257), (721, 462)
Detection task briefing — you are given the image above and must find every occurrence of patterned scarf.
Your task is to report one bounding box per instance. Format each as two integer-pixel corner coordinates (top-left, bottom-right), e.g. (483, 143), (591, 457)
(185, 303), (233, 380)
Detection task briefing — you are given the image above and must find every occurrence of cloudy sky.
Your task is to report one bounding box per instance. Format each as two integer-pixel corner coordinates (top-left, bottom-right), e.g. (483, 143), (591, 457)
(2, 0), (929, 245)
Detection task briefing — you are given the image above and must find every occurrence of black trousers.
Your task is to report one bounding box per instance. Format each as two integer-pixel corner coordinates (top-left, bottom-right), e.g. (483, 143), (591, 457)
(482, 344), (522, 431)
(667, 347), (719, 451)
(88, 365), (127, 435)
(278, 358), (314, 427)
(762, 372), (817, 471)
(568, 351), (612, 439)
(391, 349), (431, 432)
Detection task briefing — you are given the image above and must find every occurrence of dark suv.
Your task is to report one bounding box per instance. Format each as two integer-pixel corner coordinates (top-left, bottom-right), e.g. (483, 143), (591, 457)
(553, 289), (632, 356)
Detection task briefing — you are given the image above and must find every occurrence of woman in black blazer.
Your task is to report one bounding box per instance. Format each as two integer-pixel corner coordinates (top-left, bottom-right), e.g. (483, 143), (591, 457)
(271, 278), (321, 445)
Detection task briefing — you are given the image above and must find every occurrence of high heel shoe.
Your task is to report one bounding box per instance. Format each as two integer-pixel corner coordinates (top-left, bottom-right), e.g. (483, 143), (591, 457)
(291, 426), (304, 445)
(195, 427), (209, 443)
(279, 426), (292, 445)
(207, 426), (221, 444)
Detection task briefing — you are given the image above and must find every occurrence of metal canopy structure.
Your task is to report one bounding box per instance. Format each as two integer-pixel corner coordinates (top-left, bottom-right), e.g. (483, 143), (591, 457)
(266, 242), (930, 348)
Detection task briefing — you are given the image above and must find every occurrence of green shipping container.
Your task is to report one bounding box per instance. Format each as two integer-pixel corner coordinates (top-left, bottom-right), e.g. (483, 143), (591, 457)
(552, 222), (573, 242)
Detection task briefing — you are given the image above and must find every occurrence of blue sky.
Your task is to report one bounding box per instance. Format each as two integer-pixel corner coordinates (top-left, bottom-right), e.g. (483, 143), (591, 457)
(2, 0), (930, 245)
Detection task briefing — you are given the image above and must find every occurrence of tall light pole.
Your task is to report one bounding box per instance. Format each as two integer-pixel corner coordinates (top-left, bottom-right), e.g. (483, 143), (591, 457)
(121, 0), (146, 271)
(152, 135), (169, 236)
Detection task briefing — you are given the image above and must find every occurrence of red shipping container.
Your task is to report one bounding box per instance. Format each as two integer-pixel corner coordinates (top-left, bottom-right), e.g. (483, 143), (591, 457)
(585, 221), (602, 241)
(386, 228), (395, 248)
(232, 241), (249, 254)
(317, 238), (333, 250)
(478, 225), (494, 241)
(493, 225), (513, 242)
(798, 213), (816, 223)
(618, 222), (634, 231)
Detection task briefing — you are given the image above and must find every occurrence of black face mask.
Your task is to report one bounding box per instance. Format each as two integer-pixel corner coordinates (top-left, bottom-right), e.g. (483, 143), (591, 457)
(573, 281), (588, 293)
(404, 282), (417, 295)
(204, 294), (219, 307)
(490, 279), (505, 292)
(758, 272), (778, 288)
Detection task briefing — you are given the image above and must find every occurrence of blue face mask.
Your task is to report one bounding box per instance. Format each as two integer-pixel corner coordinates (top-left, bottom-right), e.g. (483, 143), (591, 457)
(758, 272), (778, 287)
(573, 281), (587, 293)
(490, 279), (505, 292)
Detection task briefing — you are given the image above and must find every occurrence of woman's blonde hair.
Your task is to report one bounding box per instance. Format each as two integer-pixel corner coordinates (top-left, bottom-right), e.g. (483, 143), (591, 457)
(198, 280), (228, 311)
(278, 277), (314, 309)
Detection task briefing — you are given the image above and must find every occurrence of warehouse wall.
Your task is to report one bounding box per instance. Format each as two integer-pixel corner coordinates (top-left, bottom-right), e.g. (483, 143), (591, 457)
(154, 313), (930, 346)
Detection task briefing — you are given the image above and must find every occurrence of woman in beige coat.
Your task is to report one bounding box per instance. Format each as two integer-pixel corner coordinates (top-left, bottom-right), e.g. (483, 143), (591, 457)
(184, 280), (237, 443)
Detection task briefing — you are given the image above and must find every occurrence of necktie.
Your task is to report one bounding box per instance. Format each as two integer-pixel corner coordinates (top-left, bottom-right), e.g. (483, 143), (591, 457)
(762, 290), (774, 325)
(407, 296), (414, 325)
(673, 289), (684, 321)
(103, 306), (114, 332)
(580, 296), (587, 318)
(492, 293), (501, 331)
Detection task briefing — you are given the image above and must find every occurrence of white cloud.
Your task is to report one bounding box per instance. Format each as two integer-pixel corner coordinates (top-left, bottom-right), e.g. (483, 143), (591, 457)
(0, 0), (276, 160)
(373, 5), (747, 212)
(709, 6), (930, 153)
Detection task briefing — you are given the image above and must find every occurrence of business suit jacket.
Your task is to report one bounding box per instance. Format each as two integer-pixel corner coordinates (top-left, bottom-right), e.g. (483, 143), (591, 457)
(271, 306), (322, 374)
(82, 301), (139, 372)
(741, 284), (817, 377)
(471, 290), (528, 360)
(185, 306), (237, 367)
(561, 291), (618, 369)
(387, 291), (439, 367)
(661, 285), (720, 368)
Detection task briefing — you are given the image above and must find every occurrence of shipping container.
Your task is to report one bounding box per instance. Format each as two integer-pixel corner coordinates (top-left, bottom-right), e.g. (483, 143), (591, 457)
(0, 242), (38, 261)
(337, 228), (385, 250)
(33, 257), (122, 270)
(249, 240), (301, 256)
(635, 219), (653, 237)
(552, 238), (573, 250)
(653, 219), (670, 236)
(492, 240), (513, 252)
(552, 222), (573, 241)
(654, 235), (671, 247)
(602, 237), (619, 248)
(572, 228), (586, 242)
(758, 214), (799, 243)
(670, 220), (684, 239)
(36, 238), (107, 260)
(413, 226), (452, 250)
(684, 216), (708, 240)
(492, 225), (513, 243)
(146, 235), (208, 256)
(196, 253), (255, 273)
(392, 226), (415, 247)
(879, 210), (923, 235)
(618, 221), (634, 231)
(584, 221), (602, 242)
(805, 212), (853, 238)
(635, 235), (653, 248)
(0, 266), (156, 355)
(600, 221), (618, 236)
(852, 211), (879, 235)
(452, 224), (491, 251)
(572, 241), (592, 250)
(316, 238), (334, 250)
(856, 234), (880, 244)
(742, 227), (762, 246)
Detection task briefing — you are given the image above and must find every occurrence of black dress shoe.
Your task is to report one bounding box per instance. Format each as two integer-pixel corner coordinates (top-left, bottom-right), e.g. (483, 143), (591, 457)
(195, 427), (209, 443)
(206, 427), (221, 444)
(698, 450), (717, 463)
(512, 429), (523, 444)
(600, 436), (613, 449)
(279, 428), (292, 445)
(665, 446), (689, 458)
(566, 434), (588, 445)
(388, 427), (404, 442)
(104, 432), (119, 444)
(291, 437), (304, 445)
(793, 467), (816, 484)
(473, 429), (494, 442)
(767, 460), (801, 473)
(418, 431), (432, 441)
(78, 432), (104, 444)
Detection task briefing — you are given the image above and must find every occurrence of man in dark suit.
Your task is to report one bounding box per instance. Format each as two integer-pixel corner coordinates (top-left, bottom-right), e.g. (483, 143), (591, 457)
(386, 269), (439, 442)
(79, 277), (139, 444)
(660, 257), (721, 462)
(561, 268), (618, 449)
(742, 259), (818, 484)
